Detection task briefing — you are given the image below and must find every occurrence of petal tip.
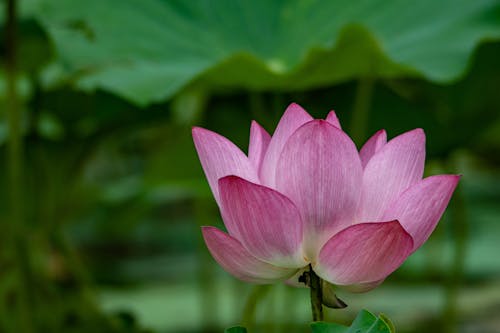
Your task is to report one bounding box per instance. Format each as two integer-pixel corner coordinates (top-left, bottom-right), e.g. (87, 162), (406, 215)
(191, 126), (201, 137)
(412, 128), (426, 139)
(396, 128), (425, 141)
(201, 226), (225, 244)
(376, 128), (387, 137)
(191, 126), (212, 141)
(250, 119), (259, 128)
(384, 127), (426, 148)
(451, 174), (462, 182)
(325, 110), (337, 117)
(191, 125), (204, 134)
(325, 109), (342, 129)
(431, 174), (461, 185)
(288, 102), (302, 109)
(201, 225), (218, 234)
(443, 174), (462, 189)
(284, 102), (311, 117)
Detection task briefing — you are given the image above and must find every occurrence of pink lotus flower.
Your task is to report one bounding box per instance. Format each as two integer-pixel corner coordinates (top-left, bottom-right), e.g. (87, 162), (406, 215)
(192, 103), (459, 291)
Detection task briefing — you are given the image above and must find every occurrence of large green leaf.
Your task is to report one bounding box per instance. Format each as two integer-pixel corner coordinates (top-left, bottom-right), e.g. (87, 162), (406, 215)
(311, 310), (394, 333)
(34, 0), (500, 105)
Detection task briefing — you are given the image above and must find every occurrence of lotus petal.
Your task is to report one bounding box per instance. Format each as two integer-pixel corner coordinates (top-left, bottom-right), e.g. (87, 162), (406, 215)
(248, 120), (271, 174)
(260, 103), (313, 187)
(219, 176), (306, 268)
(358, 128), (425, 221)
(192, 127), (259, 206)
(315, 221), (413, 285)
(383, 174), (460, 251)
(276, 120), (362, 258)
(202, 226), (296, 283)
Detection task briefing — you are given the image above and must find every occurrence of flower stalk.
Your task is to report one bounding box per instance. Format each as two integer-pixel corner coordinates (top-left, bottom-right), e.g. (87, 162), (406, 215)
(309, 264), (324, 321)
(5, 0), (35, 332)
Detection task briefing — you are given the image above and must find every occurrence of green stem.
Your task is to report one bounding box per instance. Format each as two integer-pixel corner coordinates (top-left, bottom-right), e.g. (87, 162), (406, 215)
(6, 0), (21, 223)
(309, 265), (323, 322)
(443, 183), (467, 333)
(272, 93), (285, 124)
(241, 285), (271, 330)
(194, 197), (219, 329)
(248, 92), (267, 125)
(349, 77), (375, 145)
(5, 1), (34, 332)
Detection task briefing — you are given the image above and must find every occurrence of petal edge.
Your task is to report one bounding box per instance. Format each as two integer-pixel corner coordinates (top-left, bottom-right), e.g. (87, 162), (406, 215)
(325, 110), (342, 129)
(202, 226), (296, 283)
(248, 121), (271, 175)
(219, 175), (306, 268)
(315, 221), (413, 285)
(260, 103), (313, 187)
(382, 174), (460, 251)
(358, 128), (426, 221)
(359, 129), (387, 168)
(276, 120), (363, 259)
(192, 126), (259, 206)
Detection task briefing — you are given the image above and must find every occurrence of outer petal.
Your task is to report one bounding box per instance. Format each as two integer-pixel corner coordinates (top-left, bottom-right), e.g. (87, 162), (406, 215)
(192, 127), (259, 206)
(275, 120), (363, 259)
(358, 128), (425, 221)
(260, 103), (313, 187)
(314, 221), (413, 286)
(382, 174), (460, 251)
(325, 110), (341, 129)
(340, 279), (385, 293)
(202, 226), (296, 283)
(359, 129), (387, 169)
(248, 120), (271, 174)
(219, 176), (306, 268)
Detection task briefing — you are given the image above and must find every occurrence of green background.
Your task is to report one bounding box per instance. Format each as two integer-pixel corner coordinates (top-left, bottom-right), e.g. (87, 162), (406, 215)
(1, 0), (499, 332)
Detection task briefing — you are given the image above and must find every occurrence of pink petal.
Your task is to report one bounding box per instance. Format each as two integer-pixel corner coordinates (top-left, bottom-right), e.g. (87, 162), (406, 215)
(275, 120), (363, 259)
(202, 226), (296, 283)
(260, 103), (313, 187)
(359, 129), (387, 168)
(315, 221), (413, 285)
(219, 176), (306, 268)
(340, 279), (385, 293)
(325, 110), (342, 129)
(192, 127), (259, 206)
(358, 128), (426, 222)
(248, 120), (271, 174)
(382, 174), (460, 251)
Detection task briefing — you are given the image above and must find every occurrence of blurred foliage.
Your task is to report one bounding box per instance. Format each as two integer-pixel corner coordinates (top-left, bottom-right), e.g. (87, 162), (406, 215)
(0, 1), (499, 333)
